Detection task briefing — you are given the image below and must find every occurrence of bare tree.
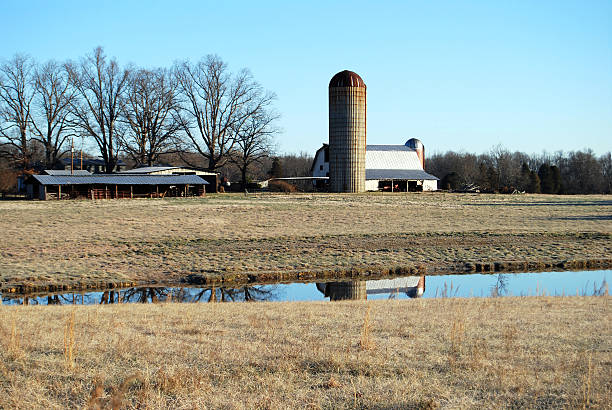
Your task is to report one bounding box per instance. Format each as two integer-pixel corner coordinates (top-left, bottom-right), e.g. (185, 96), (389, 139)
(175, 55), (275, 171)
(0, 55), (35, 168)
(122, 68), (181, 166)
(67, 47), (130, 173)
(31, 60), (75, 168)
(231, 106), (278, 187)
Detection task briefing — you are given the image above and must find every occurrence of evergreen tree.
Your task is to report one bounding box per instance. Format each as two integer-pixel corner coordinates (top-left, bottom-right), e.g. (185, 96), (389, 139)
(538, 164), (554, 193)
(550, 165), (561, 194)
(527, 171), (541, 193)
(519, 162), (531, 191)
(487, 165), (499, 192)
(269, 157), (283, 178)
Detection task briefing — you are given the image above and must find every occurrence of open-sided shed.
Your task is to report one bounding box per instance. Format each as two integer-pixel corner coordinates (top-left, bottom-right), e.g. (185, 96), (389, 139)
(26, 174), (208, 200)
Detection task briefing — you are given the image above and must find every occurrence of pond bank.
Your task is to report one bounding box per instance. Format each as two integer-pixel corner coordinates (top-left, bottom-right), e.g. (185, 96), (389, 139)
(2, 259), (611, 297)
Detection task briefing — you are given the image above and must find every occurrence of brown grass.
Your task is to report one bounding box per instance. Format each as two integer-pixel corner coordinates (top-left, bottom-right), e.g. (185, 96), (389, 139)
(0, 296), (610, 408)
(0, 193), (611, 291)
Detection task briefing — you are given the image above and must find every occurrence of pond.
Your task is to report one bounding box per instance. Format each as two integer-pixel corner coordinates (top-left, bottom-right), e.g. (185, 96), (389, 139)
(1, 270), (609, 305)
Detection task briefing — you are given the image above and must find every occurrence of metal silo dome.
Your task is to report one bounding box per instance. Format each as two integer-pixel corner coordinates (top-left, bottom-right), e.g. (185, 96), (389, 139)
(406, 138), (425, 169)
(329, 70), (366, 88)
(405, 138), (423, 150)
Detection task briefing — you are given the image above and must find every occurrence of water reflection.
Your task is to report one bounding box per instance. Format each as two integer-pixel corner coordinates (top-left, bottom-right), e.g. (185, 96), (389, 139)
(3, 285), (278, 306)
(1, 270), (609, 305)
(316, 276), (426, 301)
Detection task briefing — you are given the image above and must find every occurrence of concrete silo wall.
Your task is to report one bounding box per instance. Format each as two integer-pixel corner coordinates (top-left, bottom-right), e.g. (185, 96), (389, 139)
(329, 86), (366, 193)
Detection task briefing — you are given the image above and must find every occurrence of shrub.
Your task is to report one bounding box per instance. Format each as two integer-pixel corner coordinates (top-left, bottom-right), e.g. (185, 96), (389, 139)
(268, 180), (298, 192)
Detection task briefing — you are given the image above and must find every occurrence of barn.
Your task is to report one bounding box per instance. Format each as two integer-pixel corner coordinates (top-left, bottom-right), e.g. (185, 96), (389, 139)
(311, 139), (439, 191)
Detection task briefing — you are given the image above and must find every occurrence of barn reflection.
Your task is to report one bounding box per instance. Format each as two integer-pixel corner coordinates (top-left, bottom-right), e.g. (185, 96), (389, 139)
(316, 276), (426, 301)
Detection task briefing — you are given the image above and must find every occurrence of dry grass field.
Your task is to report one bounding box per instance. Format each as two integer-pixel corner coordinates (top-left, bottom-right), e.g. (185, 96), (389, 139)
(0, 193), (611, 292)
(0, 296), (610, 408)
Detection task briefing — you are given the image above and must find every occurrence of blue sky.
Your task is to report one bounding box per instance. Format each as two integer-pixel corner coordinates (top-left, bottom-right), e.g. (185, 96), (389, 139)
(2, 0), (611, 156)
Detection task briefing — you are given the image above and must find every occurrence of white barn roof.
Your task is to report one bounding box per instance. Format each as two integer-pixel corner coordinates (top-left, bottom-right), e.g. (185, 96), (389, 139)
(366, 145), (423, 170)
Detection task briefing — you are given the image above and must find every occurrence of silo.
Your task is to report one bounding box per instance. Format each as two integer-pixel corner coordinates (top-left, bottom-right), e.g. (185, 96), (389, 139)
(406, 138), (425, 169)
(329, 70), (366, 192)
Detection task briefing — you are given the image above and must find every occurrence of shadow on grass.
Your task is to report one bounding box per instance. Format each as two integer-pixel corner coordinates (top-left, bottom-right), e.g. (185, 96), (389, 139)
(466, 201), (612, 207)
(553, 215), (612, 221)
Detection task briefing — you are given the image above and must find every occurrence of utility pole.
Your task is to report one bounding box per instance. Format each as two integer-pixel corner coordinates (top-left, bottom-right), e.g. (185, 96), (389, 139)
(71, 138), (74, 175)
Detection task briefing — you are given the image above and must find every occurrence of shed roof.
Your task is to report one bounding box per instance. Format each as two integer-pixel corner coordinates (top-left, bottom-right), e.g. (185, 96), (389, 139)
(118, 166), (179, 173)
(31, 174), (208, 186)
(119, 166), (218, 176)
(42, 170), (92, 176)
(366, 169), (439, 181)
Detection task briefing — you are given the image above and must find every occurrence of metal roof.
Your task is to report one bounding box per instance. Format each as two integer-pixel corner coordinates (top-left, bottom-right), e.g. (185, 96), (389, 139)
(43, 170), (92, 176)
(118, 166), (179, 173)
(31, 174), (209, 186)
(329, 70), (366, 88)
(366, 144), (415, 152)
(366, 146), (423, 170)
(119, 166), (218, 176)
(366, 169), (439, 181)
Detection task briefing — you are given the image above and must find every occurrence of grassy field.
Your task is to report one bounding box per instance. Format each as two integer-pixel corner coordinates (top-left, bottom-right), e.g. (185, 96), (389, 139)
(0, 296), (610, 408)
(0, 193), (611, 292)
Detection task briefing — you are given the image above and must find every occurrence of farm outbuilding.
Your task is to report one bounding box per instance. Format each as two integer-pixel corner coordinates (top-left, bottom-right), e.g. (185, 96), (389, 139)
(25, 174), (208, 200)
(311, 139), (439, 191)
(118, 166), (219, 192)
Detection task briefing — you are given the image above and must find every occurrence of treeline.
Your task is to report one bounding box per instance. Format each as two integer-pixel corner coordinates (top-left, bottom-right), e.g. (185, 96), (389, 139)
(426, 146), (612, 194)
(0, 47), (279, 187)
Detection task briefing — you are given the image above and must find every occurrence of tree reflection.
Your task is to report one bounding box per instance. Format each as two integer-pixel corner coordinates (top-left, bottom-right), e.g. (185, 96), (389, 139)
(101, 285), (278, 304)
(490, 274), (509, 297)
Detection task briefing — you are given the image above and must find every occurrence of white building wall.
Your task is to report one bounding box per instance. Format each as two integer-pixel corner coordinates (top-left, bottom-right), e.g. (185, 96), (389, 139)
(365, 180), (379, 191)
(423, 180), (438, 191)
(311, 151), (329, 178)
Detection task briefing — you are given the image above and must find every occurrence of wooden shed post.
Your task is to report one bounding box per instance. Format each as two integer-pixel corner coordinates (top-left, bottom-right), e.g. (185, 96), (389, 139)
(115, 185), (118, 199)
(156, 185), (159, 197)
(130, 185), (133, 199)
(184, 184), (188, 197)
(58, 185), (61, 200)
(43, 185), (47, 200)
(105, 186), (108, 199)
